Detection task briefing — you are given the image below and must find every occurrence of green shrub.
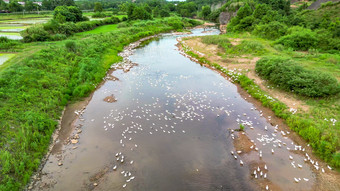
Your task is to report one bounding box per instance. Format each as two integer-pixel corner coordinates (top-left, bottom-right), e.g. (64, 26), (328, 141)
(92, 12), (107, 18)
(0, 37), (21, 51)
(21, 26), (51, 43)
(253, 21), (288, 40)
(255, 56), (340, 97)
(65, 41), (77, 52)
(275, 27), (318, 50)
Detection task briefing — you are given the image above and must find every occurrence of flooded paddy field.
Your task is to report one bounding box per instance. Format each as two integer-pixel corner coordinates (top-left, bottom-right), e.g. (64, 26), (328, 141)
(0, 17), (49, 40)
(0, 53), (15, 66)
(30, 28), (338, 191)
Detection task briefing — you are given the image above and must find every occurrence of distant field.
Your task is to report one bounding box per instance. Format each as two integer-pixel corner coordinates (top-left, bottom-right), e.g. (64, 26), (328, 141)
(0, 14), (52, 21)
(77, 24), (118, 35)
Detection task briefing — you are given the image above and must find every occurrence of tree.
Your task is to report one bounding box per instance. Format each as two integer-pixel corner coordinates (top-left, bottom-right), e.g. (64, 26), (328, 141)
(160, 9), (170, 18)
(42, 0), (75, 10)
(94, 2), (103, 12)
(8, 1), (23, 12)
(0, 0), (8, 10)
(53, 6), (84, 22)
(25, 1), (35, 12)
(130, 6), (152, 20)
(201, 5), (211, 19)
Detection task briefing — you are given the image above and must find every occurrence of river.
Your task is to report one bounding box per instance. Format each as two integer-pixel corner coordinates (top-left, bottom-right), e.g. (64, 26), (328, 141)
(31, 28), (320, 191)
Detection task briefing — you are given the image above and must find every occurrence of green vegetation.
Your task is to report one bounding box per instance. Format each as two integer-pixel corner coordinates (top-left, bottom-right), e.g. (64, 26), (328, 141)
(21, 16), (121, 42)
(201, 35), (230, 49)
(227, 40), (267, 55)
(0, 17), (200, 191)
(180, 38), (340, 169)
(239, 124), (245, 131)
(256, 56), (340, 97)
(0, 37), (22, 51)
(77, 24), (117, 35)
(182, 0), (340, 170)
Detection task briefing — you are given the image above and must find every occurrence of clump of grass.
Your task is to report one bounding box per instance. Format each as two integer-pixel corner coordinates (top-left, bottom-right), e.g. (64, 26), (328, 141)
(226, 40), (267, 55)
(201, 35), (231, 50)
(238, 124), (245, 131)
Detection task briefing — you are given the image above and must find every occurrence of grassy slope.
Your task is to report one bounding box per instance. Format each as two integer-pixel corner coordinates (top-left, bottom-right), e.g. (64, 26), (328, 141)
(0, 17), (198, 190)
(76, 24), (118, 35)
(300, 2), (340, 23)
(184, 33), (340, 168)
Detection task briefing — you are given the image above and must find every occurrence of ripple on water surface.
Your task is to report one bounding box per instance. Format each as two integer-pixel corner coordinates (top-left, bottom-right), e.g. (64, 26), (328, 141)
(32, 28), (322, 191)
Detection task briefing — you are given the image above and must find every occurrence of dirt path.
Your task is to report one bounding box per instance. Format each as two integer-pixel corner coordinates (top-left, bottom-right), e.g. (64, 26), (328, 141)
(183, 37), (309, 112)
(180, 36), (340, 191)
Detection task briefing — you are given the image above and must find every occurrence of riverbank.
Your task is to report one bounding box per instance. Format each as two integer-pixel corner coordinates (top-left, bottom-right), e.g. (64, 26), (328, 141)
(0, 17), (201, 190)
(177, 34), (340, 190)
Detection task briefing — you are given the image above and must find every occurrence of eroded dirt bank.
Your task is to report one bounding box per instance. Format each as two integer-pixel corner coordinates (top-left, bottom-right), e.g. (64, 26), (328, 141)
(178, 36), (340, 191)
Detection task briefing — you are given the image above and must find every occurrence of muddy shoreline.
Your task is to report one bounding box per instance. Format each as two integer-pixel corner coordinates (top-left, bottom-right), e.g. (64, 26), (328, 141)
(26, 34), (161, 190)
(176, 37), (340, 191)
(27, 28), (339, 191)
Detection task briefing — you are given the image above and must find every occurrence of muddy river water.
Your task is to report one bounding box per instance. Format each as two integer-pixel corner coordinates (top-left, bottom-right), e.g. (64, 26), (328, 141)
(31, 28), (331, 191)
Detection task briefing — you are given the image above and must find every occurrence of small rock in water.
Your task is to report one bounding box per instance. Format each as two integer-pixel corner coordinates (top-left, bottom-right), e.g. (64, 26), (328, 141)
(93, 183), (98, 186)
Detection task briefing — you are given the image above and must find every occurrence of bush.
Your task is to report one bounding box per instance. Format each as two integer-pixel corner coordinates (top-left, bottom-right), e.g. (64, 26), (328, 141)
(275, 27), (318, 51)
(92, 12), (107, 18)
(21, 26), (50, 43)
(65, 41), (77, 52)
(53, 6), (85, 23)
(0, 37), (21, 50)
(255, 56), (340, 97)
(253, 21), (288, 40)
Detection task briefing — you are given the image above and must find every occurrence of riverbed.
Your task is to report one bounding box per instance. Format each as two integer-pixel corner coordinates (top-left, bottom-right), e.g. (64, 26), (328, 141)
(30, 28), (332, 191)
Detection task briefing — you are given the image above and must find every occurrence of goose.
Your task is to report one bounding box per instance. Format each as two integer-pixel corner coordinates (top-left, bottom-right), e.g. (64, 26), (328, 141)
(297, 164), (302, 168)
(123, 184), (127, 188)
(271, 149), (274, 154)
(240, 160), (243, 165)
(257, 167), (260, 172)
(264, 165), (267, 170)
(231, 151), (234, 155)
(322, 168), (325, 173)
(327, 165), (332, 170)
(113, 165), (117, 170)
(303, 178), (309, 181)
(289, 155), (293, 160)
(294, 178), (299, 183)
(255, 174), (257, 179)
(266, 185), (269, 190)
(264, 173), (267, 179)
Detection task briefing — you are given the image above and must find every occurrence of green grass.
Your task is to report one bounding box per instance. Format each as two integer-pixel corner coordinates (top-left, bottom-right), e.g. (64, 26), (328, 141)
(77, 24), (118, 36)
(0, 14), (52, 21)
(0, 32), (21, 36)
(185, 33), (340, 169)
(0, 17), (200, 190)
